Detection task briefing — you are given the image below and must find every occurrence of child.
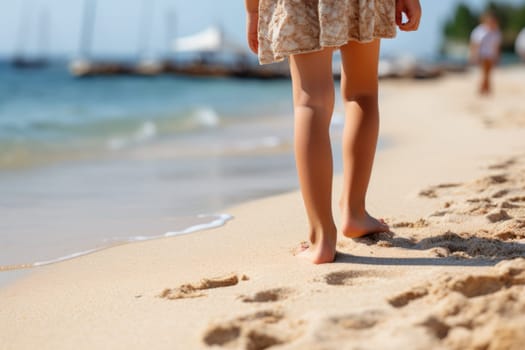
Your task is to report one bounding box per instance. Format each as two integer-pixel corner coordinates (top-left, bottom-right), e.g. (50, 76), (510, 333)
(470, 12), (502, 95)
(245, 0), (422, 264)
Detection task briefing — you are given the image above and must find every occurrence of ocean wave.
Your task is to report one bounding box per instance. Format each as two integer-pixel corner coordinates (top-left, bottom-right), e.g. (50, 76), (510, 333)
(0, 105), (221, 140)
(164, 213), (233, 237)
(107, 121), (158, 150)
(105, 107), (221, 150)
(192, 107), (220, 128)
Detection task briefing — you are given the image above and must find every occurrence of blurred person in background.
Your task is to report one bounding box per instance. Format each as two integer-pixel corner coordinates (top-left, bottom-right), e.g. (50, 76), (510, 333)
(516, 27), (525, 61)
(470, 12), (502, 95)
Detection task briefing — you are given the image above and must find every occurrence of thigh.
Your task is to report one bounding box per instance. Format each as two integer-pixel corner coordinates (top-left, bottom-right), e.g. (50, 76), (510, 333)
(289, 48), (335, 107)
(339, 40), (381, 99)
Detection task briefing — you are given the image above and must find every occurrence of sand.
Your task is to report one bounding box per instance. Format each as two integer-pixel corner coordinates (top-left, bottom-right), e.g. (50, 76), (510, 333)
(1, 66), (525, 350)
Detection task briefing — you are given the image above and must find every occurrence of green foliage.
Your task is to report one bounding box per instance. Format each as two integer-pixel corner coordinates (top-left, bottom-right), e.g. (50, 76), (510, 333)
(443, 1), (525, 52)
(443, 4), (478, 41)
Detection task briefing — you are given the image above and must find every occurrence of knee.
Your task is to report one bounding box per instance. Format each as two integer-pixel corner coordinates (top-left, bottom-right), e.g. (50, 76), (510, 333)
(294, 87), (335, 118)
(341, 92), (378, 109)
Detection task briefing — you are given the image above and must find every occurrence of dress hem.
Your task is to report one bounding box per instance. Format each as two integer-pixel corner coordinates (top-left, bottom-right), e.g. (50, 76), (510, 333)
(258, 32), (398, 65)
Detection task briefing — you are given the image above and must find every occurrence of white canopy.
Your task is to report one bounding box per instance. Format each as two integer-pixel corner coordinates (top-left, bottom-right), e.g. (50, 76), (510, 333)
(172, 26), (248, 55)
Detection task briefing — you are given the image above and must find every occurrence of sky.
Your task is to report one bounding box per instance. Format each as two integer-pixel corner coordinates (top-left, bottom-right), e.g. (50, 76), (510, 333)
(0, 0), (523, 59)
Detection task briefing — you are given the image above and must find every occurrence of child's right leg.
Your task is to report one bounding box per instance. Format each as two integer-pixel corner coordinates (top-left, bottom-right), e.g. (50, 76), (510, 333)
(339, 39), (389, 238)
(289, 48), (337, 264)
(480, 59), (492, 95)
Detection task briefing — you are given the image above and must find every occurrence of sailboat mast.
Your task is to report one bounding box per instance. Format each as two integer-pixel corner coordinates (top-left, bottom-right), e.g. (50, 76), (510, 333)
(79, 0), (98, 59)
(165, 9), (176, 59)
(137, 0), (156, 60)
(37, 7), (50, 62)
(14, 0), (32, 59)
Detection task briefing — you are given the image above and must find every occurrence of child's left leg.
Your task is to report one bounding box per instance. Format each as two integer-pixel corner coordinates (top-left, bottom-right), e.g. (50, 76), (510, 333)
(289, 48), (337, 264)
(481, 59), (493, 95)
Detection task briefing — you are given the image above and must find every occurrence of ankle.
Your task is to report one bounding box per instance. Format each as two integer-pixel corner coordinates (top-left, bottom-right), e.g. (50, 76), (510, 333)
(348, 209), (367, 220)
(308, 225), (337, 244)
(340, 201), (367, 218)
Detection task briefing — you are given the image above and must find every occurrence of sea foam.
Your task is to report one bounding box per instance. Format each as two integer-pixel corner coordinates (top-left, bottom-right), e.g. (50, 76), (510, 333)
(107, 121), (158, 150)
(30, 213), (233, 268)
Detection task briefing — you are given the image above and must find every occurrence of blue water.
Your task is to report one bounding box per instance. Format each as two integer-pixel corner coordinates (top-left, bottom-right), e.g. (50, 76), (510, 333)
(0, 61), (303, 269)
(0, 61), (293, 168)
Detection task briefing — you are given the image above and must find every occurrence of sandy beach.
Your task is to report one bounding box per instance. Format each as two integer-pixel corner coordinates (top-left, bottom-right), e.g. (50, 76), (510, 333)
(1, 66), (525, 350)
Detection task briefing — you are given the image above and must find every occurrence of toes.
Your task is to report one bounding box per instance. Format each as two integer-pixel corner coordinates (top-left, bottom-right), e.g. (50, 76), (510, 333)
(379, 218), (389, 226)
(293, 241), (310, 256)
(376, 218), (390, 232)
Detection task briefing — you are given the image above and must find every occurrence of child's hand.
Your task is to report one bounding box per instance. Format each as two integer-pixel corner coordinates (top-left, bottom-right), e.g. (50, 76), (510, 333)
(246, 11), (259, 54)
(396, 0), (422, 31)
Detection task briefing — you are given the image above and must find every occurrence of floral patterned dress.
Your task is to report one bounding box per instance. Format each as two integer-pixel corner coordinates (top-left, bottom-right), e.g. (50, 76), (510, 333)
(258, 0), (397, 64)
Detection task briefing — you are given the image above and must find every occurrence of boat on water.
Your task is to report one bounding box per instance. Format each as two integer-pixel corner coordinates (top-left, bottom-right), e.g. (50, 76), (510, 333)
(69, 0), (288, 79)
(167, 25), (289, 79)
(70, 24), (289, 79)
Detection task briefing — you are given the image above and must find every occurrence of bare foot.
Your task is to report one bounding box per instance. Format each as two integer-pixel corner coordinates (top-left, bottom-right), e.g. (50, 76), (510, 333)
(341, 211), (389, 238)
(294, 240), (336, 264)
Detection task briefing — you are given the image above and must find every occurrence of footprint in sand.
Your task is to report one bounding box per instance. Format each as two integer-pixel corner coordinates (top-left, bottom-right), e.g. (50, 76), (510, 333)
(414, 159), (525, 233)
(500, 201), (520, 209)
(297, 310), (407, 350)
(492, 189), (510, 198)
(418, 231), (525, 259)
(361, 230), (525, 260)
(419, 189), (438, 198)
(318, 270), (391, 286)
(387, 286), (429, 307)
(419, 183), (462, 199)
(387, 258), (525, 309)
(470, 174), (509, 192)
(509, 196), (525, 203)
(485, 209), (512, 223)
(420, 175), (511, 201)
(495, 219), (525, 240)
(306, 310), (385, 342)
(488, 158), (516, 170)
(385, 259), (525, 349)
(159, 273), (249, 300)
(240, 288), (293, 303)
(202, 309), (304, 349)
(417, 316), (451, 340)
(466, 197), (492, 204)
(326, 310), (385, 330)
(392, 219), (430, 229)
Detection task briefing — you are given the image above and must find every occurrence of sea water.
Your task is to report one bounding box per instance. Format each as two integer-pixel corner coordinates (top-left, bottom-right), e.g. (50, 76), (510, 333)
(0, 62), (292, 169)
(0, 61), (360, 270)
(0, 61), (302, 269)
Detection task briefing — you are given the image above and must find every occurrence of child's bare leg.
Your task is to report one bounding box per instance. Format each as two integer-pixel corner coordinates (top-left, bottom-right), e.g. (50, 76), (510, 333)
(289, 48), (337, 263)
(339, 39), (388, 238)
(480, 59), (492, 95)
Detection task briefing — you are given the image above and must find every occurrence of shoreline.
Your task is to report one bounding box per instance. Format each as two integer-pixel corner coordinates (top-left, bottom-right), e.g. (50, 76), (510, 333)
(1, 67), (525, 349)
(0, 111), (298, 270)
(0, 214), (233, 272)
